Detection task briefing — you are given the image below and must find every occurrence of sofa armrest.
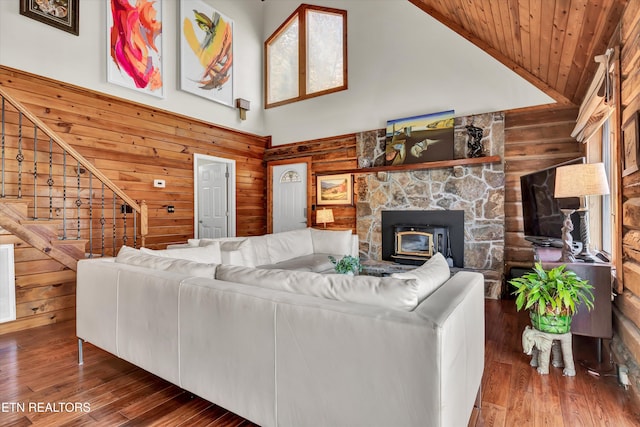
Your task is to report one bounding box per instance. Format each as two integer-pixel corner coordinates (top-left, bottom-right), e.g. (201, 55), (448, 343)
(413, 271), (485, 427)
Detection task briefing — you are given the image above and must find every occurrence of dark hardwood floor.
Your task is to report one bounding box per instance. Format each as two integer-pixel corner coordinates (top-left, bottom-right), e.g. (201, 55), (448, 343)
(0, 300), (639, 426)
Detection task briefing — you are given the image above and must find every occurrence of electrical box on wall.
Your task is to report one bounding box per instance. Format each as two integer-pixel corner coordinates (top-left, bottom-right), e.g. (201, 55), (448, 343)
(153, 179), (166, 188)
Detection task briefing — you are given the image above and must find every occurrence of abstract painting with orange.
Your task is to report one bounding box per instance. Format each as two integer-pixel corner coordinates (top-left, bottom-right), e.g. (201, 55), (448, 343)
(107, 0), (163, 97)
(180, 0), (234, 106)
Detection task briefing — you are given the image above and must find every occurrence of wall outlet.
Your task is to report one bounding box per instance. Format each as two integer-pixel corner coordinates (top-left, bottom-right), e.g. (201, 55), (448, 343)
(153, 179), (166, 188)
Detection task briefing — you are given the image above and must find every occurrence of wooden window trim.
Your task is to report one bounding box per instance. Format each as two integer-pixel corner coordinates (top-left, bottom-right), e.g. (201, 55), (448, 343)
(265, 4), (347, 109)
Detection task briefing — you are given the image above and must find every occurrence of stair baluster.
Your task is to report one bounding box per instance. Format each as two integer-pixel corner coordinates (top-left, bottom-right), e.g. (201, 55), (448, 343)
(47, 138), (53, 219)
(62, 151), (67, 240)
(133, 209), (137, 249)
(33, 127), (38, 219)
(88, 172), (93, 258)
(112, 194), (116, 254)
(16, 112), (22, 199)
(1, 97), (5, 198)
(100, 183), (106, 257)
(123, 205), (128, 247)
(76, 160), (81, 239)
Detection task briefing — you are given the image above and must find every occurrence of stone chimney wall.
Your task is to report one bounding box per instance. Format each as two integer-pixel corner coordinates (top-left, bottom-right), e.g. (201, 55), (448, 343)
(355, 112), (505, 274)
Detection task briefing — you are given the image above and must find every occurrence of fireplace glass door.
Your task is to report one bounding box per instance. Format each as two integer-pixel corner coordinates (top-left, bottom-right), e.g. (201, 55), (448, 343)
(395, 231), (433, 259)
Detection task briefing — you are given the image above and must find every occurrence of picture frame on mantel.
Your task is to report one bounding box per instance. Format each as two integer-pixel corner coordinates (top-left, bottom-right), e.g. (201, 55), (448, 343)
(622, 111), (639, 177)
(385, 110), (455, 166)
(316, 174), (353, 206)
(20, 0), (79, 36)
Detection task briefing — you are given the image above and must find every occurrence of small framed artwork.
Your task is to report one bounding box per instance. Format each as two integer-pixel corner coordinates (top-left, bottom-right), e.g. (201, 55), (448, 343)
(20, 0), (79, 36)
(180, 0), (234, 107)
(316, 174), (353, 206)
(622, 111), (639, 177)
(106, 0), (164, 98)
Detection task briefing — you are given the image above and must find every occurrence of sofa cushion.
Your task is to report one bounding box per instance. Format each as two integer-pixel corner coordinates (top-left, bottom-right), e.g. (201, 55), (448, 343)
(266, 228), (314, 265)
(390, 252), (451, 301)
(216, 264), (420, 311)
(116, 246), (217, 278)
(219, 239), (256, 267)
(258, 253), (335, 273)
(141, 244), (222, 264)
(310, 228), (353, 256)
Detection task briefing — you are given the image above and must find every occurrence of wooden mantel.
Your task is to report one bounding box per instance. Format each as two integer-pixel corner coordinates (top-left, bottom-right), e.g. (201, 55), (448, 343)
(317, 155), (501, 176)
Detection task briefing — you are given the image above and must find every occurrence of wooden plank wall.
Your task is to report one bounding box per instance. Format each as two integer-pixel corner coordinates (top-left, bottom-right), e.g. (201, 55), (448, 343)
(0, 66), (268, 334)
(503, 105), (583, 283)
(264, 134), (358, 231)
(0, 232), (76, 334)
(614, 0), (640, 393)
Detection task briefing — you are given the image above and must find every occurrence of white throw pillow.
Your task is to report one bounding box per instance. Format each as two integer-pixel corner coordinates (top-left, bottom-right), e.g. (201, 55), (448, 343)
(115, 246), (217, 278)
(391, 252), (451, 301)
(310, 228), (353, 255)
(140, 243), (221, 264)
(267, 228), (314, 264)
(216, 264), (420, 311)
(219, 239), (256, 267)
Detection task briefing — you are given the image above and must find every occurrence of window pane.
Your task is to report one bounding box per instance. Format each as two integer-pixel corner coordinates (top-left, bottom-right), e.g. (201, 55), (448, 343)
(268, 17), (299, 104)
(601, 119), (612, 253)
(307, 10), (344, 94)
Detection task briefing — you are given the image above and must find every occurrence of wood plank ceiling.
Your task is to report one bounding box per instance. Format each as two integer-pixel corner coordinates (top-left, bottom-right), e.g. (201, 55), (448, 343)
(409, 0), (628, 106)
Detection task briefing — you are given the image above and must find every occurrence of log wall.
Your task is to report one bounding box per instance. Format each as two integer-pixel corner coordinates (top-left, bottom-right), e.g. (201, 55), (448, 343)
(264, 134), (358, 231)
(614, 0), (640, 400)
(503, 105), (583, 285)
(0, 66), (268, 334)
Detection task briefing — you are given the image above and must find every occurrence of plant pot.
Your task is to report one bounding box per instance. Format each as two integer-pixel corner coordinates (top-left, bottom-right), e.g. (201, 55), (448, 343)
(530, 311), (572, 334)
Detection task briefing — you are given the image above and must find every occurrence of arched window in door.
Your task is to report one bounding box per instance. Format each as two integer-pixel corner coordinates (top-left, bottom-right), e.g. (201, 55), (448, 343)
(280, 170), (302, 183)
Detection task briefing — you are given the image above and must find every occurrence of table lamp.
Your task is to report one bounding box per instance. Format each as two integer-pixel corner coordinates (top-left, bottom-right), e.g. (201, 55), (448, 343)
(554, 162), (610, 262)
(316, 208), (334, 229)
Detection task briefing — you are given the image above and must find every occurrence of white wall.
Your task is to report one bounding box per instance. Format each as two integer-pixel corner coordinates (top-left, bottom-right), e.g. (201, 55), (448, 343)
(263, 0), (555, 145)
(0, 0), (265, 135)
(0, 0), (554, 147)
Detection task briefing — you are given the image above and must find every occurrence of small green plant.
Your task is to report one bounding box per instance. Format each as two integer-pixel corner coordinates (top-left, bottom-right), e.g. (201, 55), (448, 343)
(329, 255), (362, 275)
(509, 263), (594, 316)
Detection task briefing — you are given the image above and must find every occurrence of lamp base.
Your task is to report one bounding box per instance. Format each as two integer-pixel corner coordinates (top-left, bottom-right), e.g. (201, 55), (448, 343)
(576, 208), (595, 262)
(559, 209), (576, 263)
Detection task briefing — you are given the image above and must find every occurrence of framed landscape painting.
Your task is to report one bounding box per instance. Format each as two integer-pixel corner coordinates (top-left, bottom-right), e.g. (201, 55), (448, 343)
(316, 174), (353, 206)
(20, 0), (79, 35)
(385, 110), (455, 166)
(107, 0), (164, 98)
(180, 0), (234, 107)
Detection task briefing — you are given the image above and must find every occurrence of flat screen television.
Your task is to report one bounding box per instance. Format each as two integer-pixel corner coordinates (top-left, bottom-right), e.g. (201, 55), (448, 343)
(520, 157), (584, 246)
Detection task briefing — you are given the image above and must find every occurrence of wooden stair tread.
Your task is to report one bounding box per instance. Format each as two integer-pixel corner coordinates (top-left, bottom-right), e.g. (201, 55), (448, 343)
(50, 238), (89, 246)
(0, 198), (29, 216)
(0, 208), (79, 271)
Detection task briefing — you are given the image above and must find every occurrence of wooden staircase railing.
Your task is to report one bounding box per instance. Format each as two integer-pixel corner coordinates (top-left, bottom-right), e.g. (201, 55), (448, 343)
(0, 86), (148, 262)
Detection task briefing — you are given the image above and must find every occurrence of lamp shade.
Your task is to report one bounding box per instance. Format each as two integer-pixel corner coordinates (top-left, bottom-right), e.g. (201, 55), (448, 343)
(316, 208), (334, 225)
(554, 162), (610, 198)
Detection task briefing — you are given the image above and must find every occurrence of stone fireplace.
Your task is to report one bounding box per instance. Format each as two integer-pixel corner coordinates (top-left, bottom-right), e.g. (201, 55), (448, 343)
(381, 210), (464, 267)
(355, 113), (505, 298)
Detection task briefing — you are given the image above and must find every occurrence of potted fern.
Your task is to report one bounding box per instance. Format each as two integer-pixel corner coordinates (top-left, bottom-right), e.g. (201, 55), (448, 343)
(508, 263), (594, 334)
(329, 255), (362, 275)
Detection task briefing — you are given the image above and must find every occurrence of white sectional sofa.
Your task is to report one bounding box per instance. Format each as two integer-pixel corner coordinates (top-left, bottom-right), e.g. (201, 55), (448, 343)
(76, 229), (485, 427)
